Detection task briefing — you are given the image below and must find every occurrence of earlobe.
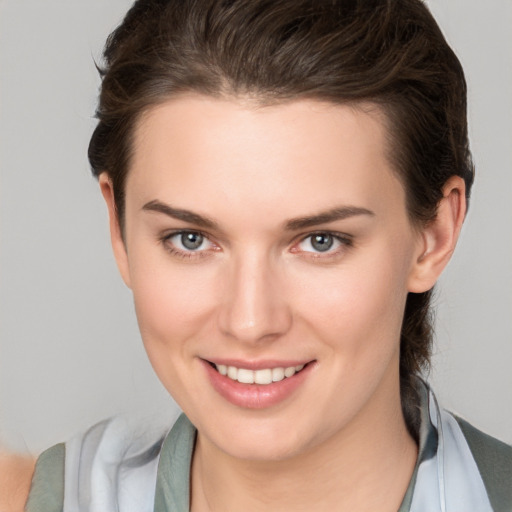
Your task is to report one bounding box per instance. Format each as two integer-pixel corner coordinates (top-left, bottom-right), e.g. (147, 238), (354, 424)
(407, 176), (466, 293)
(99, 174), (132, 289)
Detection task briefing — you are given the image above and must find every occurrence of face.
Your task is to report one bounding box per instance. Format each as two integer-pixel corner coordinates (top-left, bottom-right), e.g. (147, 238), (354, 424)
(106, 96), (428, 461)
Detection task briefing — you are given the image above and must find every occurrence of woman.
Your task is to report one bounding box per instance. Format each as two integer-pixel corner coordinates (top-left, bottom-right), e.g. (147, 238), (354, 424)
(4, 0), (512, 510)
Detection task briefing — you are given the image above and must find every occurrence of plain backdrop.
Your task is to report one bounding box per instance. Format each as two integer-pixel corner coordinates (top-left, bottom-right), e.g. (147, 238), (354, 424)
(1, 0), (511, 454)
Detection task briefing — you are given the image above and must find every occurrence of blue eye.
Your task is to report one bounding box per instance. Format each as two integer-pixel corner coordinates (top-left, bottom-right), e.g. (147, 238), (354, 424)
(310, 233), (334, 252)
(296, 233), (348, 254)
(165, 231), (213, 253)
(180, 232), (204, 250)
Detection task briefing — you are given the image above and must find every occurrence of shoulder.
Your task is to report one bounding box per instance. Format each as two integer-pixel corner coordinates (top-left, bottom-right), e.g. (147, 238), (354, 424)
(455, 416), (512, 512)
(0, 452), (35, 512)
(25, 411), (179, 512)
(24, 444), (64, 512)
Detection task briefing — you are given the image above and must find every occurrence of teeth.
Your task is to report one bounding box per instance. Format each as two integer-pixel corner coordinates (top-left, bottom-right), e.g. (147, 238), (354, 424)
(215, 364), (305, 385)
(284, 366), (296, 378)
(254, 369), (272, 385)
(272, 367), (285, 382)
(237, 368), (254, 384)
(227, 366), (238, 380)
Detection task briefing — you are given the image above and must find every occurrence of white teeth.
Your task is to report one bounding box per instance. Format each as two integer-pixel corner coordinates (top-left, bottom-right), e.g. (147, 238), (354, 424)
(284, 366), (296, 378)
(272, 367), (285, 382)
(237, 368), (255, 384)
(254, 368), (272, 385)
(215, 364), (306, 385)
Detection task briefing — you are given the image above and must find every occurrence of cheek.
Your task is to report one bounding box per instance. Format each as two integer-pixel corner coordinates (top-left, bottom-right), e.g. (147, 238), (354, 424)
(128, 256), (222, 408)
(129, 253), (219, 354)
(290, 244), (412, 358)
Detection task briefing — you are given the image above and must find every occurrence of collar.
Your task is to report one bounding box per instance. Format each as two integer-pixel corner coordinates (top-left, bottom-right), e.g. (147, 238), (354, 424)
(153, 379), (493, 512)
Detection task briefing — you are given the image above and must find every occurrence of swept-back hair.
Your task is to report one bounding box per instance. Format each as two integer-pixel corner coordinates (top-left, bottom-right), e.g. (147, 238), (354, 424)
(88, 0), (474, 439)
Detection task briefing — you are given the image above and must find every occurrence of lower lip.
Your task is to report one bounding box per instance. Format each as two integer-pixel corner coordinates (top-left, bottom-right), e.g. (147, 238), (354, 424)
(202, 360), (314, 409)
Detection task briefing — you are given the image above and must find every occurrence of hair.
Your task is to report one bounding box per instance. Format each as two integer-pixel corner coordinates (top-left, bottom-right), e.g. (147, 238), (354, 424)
(88, 0), (474, 440)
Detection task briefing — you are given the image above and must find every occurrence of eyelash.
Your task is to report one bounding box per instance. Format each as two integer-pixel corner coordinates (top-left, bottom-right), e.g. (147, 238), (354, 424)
(160, 230), (216, 260)
(160, 230), (353, 260)
(292, 231), (353, 259)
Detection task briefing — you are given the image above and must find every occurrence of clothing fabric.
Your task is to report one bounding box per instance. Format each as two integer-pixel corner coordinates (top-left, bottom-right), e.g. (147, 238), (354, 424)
(26, 380), (512, 512)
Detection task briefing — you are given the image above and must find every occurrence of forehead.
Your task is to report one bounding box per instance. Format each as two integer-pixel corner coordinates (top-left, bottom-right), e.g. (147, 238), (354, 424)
(127, 95), (405, 222)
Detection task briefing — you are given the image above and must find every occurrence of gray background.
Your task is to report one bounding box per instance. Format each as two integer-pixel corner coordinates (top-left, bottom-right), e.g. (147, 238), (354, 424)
(1, 0), (511, 454)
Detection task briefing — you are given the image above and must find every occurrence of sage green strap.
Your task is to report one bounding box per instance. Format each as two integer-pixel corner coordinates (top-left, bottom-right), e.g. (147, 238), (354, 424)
(25, 443), (65, 512)
(456, 417), (512, 512)
(154, 414), (196, 512)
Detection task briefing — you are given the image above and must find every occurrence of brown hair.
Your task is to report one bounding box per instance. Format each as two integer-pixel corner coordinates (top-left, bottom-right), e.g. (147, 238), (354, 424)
(88, 0), (474, 439)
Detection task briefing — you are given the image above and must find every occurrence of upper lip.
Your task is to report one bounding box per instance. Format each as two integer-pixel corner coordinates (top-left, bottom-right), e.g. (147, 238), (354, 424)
(203, 358), (314, 370)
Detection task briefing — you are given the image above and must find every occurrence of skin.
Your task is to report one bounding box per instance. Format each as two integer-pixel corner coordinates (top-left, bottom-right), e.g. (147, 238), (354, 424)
(0, 452), (35, 511)
(95, 95), (466, 512)
(0, 95), (465, 510)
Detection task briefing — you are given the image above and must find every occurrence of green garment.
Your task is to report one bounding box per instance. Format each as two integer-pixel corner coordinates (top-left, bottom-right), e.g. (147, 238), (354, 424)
(26, 396), (512, 512)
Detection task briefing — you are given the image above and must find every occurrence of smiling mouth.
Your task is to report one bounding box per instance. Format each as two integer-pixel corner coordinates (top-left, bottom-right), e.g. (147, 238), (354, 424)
(209, 362), (308, 385)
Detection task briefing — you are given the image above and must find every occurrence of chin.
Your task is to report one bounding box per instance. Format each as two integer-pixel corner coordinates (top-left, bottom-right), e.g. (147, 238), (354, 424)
(219, 436), (306, 462)
(197, 412), (321, 462)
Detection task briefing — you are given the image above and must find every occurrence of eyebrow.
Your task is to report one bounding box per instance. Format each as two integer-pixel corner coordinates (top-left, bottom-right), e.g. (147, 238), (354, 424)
(142, 200), (219, 230)
(142, 200), (374, 231)
(284, 206), (375, 231)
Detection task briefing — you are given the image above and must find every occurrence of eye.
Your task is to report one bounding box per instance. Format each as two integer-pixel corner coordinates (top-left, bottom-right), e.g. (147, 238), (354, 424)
(294, 232), (351, 256)
(163, 230), (216, 257)
(177, 232), (206, 251)
(305, 233), (335, 252)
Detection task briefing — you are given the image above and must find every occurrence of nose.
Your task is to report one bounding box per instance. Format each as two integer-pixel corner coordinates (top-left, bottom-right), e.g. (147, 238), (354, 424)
(217, 251), (292, 343)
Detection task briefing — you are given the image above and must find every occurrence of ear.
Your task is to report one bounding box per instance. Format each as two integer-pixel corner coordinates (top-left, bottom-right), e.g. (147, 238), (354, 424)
(99, 174), (132, 289)
(407, 176), (466, 293)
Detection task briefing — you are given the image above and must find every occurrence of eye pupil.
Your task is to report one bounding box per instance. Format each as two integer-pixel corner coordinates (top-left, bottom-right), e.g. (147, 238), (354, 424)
(181, 232), (203, 250)
(311, 234), (333, 252)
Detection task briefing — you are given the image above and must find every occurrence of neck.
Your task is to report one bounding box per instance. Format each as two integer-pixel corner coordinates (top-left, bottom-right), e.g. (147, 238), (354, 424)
(190, 376), (418, 512)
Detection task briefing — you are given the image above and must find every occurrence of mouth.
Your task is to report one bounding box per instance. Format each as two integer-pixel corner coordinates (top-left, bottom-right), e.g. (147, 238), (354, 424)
(202, 358), (316, 408)
(210, 362), (307, 385)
